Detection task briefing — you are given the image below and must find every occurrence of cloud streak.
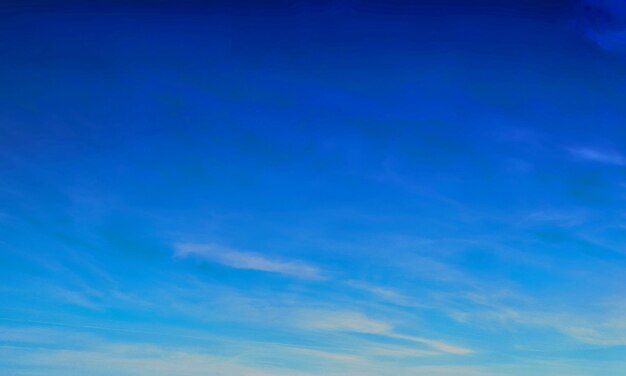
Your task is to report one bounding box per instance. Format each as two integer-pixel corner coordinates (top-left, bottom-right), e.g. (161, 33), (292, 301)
(297, 310), (473, 355)
(567, 146), (626, 165)
(174, 243), (325, 280)
(346, 281), (412, 306)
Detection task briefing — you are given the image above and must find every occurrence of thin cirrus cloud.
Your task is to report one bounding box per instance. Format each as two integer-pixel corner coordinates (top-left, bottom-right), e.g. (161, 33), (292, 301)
(346, 280), (411, 306)
(297, 310), (473, 355)
(299, 310), (392, 335)
(389, 333), (474, 355)
(174, 243), (325, 280)
(566, 146), (626, 165)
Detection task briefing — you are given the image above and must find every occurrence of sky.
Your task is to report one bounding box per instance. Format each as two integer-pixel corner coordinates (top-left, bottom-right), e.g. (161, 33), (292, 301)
(2, 1), (626, 375)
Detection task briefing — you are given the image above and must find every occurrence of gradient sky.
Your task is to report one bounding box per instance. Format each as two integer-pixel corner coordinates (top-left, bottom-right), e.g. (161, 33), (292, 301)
(2, 1), (626, 375)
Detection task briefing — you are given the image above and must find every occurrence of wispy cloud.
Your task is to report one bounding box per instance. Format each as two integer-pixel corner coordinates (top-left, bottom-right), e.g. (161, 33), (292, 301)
(365, 345), (437, 357)
(522, 210), (585, 227)
(8, 344), (315, 376)
(441, 291), (626, 349)
(389, 333), (474, 355)
(567, 146), (626, 165)
(346, 280), (412, 306)
(0, 341), (498, 376)
(297, 310), (473, 355)
(0, 324), (478, 376)
(299, 310), (392, 334)
(174, 243), (325, 280)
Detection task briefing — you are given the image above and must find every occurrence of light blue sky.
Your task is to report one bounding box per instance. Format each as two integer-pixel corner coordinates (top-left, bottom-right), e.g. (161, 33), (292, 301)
(2, 1), (626, 375)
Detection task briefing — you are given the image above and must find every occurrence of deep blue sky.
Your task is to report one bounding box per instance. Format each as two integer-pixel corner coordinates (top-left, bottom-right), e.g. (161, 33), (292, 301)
(2, 1), (626, 375)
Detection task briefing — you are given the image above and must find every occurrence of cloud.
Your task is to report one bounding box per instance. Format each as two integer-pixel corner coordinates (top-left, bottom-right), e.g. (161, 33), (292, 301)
(523, 210), (585, 227)
(0, 324), (479, 376)
(441, 293), (626, 349)
(346, 281), (411, 306)
(291, 348), (361, 363)
(0, 342), (496, 376)
(389, 334), (474, 355)
(297, 310), (473, 355)
(298, 310), (392, 334)
(537, 307), (626, 347)
(365, 345), (437, 357)
(174, 243), (325, 280)
(567, 146), (626, 165)
(7, 344), (315, 376)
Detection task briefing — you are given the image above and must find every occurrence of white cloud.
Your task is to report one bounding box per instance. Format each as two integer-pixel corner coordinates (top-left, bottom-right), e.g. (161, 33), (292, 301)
(523, 210), (585, 227)
(291, 348), (361, 362)
(174, 243), (325, 280)
(567, 146), (626, 165)
(297, 310), (473, 355)
(389, 334), (474, 355)
(298, 310), (392, 334)
(346, 281), (411, 306)
(365, 345), (437, 357)
(442, 294), (626, 349)
(539, 310), (626, 347)
(0, 342), (501, 376)
(9, 345), (314, 376)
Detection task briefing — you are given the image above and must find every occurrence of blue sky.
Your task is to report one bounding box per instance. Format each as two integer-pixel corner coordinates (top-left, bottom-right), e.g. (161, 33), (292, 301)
(2, 1), (626, 375)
